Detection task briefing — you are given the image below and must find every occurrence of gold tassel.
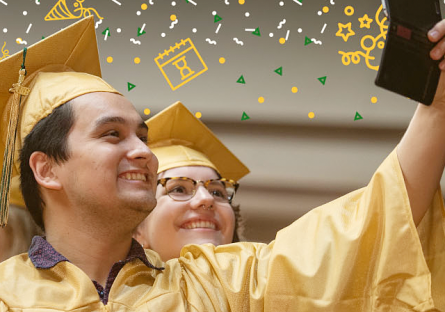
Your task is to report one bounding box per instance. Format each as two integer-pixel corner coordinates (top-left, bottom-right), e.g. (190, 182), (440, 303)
(0, 49), (30, 227)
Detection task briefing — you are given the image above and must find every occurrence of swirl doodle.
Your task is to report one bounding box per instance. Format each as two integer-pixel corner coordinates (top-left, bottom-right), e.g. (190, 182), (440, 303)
(338, 4), (388, 71)
(0, 42), (9, 61)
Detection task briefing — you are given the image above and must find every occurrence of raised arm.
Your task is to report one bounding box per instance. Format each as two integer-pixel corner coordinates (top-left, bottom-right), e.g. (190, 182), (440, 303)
(397, 20), (445, 226)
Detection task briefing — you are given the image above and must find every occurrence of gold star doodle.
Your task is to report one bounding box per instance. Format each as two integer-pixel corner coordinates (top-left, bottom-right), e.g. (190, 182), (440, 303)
(336, 22), (355, 42)
(358, 14), (373, 29)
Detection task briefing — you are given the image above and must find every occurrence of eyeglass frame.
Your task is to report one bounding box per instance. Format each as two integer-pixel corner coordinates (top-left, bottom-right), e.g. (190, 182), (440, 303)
(157, 177), (240, 204)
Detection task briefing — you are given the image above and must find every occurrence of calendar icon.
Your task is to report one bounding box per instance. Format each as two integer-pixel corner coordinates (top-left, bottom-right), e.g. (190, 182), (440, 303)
(154, 38), (208, 91)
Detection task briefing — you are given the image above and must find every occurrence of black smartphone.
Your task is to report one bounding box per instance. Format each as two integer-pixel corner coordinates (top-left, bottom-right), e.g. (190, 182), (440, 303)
(375, 0), (442, 105)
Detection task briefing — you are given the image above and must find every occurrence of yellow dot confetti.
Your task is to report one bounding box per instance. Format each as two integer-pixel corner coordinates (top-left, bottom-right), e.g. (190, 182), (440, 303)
(15, 37), (22, 44)
(170, 14), (177, 21)
(195, 112), (202, 119)
(134, 57), (141, 64)
(106, 56), (113, 63)
(292, 87), (298, 93)
(345, 6), (354, 16)
(279, 38), (286, 44)
(141, 3), (148, 10)
(322, 6), (329, 13)
(144, 108), (151, 115)
(258, 96), (265, 104)
(371, 96), (378, 104)
(219, 57), (226, 64)
(308, 112), (315, 119)
(239, 0), (245, 4)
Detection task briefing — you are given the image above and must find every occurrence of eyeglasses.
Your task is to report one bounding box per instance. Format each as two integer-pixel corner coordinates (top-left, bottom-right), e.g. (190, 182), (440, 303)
(157, 177), (239, 204)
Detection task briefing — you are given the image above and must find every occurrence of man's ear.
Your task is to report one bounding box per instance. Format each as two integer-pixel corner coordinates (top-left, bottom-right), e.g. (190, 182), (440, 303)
(28, 152), (62, 190)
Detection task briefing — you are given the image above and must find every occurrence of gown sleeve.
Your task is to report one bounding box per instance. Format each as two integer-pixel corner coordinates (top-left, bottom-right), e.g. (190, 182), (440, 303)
(176, 148), (444, 311)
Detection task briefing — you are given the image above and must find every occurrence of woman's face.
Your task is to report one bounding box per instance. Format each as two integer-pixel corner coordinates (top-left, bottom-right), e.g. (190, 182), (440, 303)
(136, 166), (236, 261)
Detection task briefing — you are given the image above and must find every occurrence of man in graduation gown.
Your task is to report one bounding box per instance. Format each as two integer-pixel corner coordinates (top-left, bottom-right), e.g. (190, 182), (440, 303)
(0, 16), (445, 311)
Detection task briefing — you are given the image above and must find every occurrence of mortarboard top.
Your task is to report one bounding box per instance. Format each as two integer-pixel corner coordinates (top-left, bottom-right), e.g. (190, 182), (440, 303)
(0, 16), (121, 225)
(146, 101), (250, 182)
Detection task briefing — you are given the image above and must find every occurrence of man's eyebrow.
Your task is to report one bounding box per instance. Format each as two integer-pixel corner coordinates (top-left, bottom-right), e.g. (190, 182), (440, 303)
(94, 116), (127, 129)
(93, 116), (148, 132)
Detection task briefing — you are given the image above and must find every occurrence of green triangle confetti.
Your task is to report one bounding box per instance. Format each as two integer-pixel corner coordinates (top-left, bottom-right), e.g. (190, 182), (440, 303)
(237, 75), (246, 84)
(304, 36), (312, 46)
(274, 66), (283, 76)
(127, 82), (136, 91)
(137, 27), (146, 37)
(41, 36), (45, 39)
(318, 76), (327, 85)
(214, 14), (222, 23)
(241, 112), (250, 121)
(354, 112), (363, 121)
(102, 27), (110, 36)
(252, 27), (261, 37)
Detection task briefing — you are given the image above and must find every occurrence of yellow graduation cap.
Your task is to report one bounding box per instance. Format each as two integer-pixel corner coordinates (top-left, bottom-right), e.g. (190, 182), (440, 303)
(0, 16), (121, 226)
(146, 102), (250, 182)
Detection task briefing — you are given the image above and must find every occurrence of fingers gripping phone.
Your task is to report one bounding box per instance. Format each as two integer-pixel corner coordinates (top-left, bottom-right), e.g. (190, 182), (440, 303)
(375, 0), (442, 105)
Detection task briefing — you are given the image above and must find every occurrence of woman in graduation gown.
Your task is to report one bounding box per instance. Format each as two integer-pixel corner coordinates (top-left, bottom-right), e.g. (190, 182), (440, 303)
(133, 101), (248, 262)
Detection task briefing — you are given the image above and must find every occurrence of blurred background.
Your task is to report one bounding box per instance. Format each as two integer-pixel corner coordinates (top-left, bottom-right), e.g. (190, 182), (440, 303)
(1, 0), (444, 242)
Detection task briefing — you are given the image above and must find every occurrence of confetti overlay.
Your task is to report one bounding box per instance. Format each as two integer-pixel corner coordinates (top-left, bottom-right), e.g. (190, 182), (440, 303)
(308, 112), (315, 119)
(318, 76), (326, 85)
(237, 75), (245, 84)
(358, 14), (373, 29)
(195, 112), (202, 118)
(44, 0), (103, 21)
(141, 3), (148, 10)
(138, 24), (147, 36)
(130, 38), (142, 45)
(258, 96), (264, 103)
(106, 56), (113, 63)
(0, 0), (7, 5)
(134, 57), (141, 64)
(206, 38), (217, 45)
(354, 112), (363, 121)
(219, 57), (225, 64)
(291, 87), (298, 93)
(241, 112), (250, 120)
(344, 6), (354, 16)
(233, 38), (244, 45)
(338, 5), (387, 71)
(317, 6), (329, 16)
(277, 19), (286, 29)
(16, 38), (27, 45)
(336, 22), (355, 42)
(170, 19), (178, 29)
(371, 96), (377, 104)
(144, 108), (151, 115)
(154, 38), (208, 90)
(274, 66), (283, 76)
(128, 82), (136, 91)
(214, 14), (222, 23)
(0, 42), (9, 60)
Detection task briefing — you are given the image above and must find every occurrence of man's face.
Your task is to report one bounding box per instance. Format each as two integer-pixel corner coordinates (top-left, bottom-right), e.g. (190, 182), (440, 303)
(52, 92), (158, 227)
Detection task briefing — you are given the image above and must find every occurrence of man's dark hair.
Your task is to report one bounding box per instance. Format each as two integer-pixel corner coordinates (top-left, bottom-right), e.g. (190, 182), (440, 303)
(19, 101), (74, 232)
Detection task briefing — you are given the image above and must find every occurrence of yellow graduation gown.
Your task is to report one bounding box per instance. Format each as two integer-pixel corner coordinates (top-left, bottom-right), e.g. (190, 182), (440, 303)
(0, 149), (444, 311)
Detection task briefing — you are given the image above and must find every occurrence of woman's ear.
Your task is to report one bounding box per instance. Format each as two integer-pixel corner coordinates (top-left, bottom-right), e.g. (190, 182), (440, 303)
(28, 151), (62, 190)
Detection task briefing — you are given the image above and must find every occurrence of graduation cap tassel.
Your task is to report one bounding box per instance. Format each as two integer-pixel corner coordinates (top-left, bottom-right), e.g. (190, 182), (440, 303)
(0, 48), (30, 227)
